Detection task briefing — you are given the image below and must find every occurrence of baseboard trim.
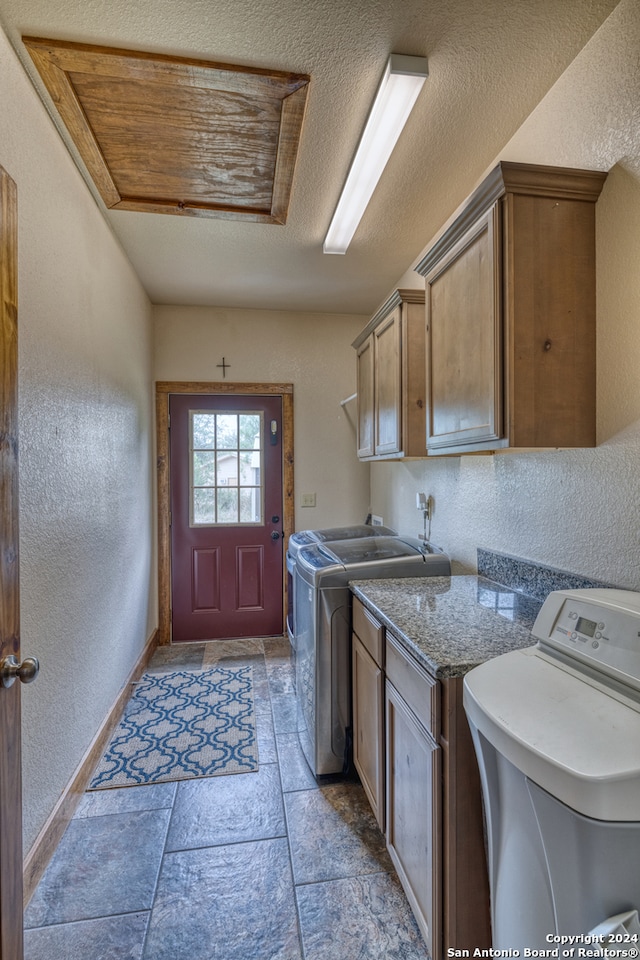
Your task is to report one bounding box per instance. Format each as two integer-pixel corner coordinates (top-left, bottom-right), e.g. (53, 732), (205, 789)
(23, 627), (160, 906)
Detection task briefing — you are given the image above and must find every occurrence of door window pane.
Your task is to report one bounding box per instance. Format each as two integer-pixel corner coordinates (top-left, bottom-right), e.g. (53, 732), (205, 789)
(217, 487), (238, 524)
(193, 451), (216, 486)
(217, 451), (238, 487)
(192, 414), (216, 449)
(193, 488), (216, 525)
(216, 415), (238, 450)
(190, 410), (264, 526)
(239, 414), (260, 447)
(239, 488), (260, 523)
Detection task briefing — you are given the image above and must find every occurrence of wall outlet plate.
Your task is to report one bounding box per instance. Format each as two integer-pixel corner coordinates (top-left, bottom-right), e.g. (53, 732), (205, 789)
(301, 493), (316, 507)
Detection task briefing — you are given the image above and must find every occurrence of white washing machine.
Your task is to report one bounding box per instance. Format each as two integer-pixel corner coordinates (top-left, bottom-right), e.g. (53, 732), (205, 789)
(464, 588), (640, 951)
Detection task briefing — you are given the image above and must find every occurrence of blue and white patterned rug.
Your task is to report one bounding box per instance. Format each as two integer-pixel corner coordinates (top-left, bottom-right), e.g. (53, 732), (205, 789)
(89, 666), (258, 789)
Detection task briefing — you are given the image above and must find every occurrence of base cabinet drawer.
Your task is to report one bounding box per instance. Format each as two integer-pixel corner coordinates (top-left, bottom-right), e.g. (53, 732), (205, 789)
(386, 632), (439, 736)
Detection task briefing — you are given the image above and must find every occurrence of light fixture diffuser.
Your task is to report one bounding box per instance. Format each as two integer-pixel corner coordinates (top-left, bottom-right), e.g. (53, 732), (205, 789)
(323, 54), (428, 255)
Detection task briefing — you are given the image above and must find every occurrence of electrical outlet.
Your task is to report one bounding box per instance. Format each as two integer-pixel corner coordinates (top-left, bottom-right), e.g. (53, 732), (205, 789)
(301, 493), (316, 507)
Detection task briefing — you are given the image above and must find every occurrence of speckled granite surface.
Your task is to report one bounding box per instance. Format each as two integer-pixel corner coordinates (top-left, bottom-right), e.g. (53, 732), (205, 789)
(350, 575), (542, 679)
(477, 548), (618, 602)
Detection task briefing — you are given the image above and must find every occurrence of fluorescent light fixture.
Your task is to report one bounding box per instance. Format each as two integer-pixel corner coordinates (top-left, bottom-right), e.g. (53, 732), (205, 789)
(323, 54), (428, 255)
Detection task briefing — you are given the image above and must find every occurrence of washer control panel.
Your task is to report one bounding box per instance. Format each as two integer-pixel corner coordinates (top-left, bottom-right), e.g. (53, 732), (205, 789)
(532, 588), (640, 690)
(556, 608), (607, 645)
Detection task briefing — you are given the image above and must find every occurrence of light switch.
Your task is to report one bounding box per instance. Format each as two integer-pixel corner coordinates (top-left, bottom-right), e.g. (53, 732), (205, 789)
(301, 493), (316, 507)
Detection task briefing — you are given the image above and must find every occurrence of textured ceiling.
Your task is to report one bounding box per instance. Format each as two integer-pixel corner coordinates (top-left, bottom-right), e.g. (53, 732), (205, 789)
(0, 0), (621, 314)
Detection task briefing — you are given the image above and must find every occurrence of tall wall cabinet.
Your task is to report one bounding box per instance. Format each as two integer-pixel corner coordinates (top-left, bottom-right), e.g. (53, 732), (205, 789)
(415, 161), (607, 455)
(352, 289), (426, 460)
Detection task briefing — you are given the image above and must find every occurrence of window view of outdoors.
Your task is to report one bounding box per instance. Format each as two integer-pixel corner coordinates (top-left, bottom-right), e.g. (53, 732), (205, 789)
(190, 411), (263, 525)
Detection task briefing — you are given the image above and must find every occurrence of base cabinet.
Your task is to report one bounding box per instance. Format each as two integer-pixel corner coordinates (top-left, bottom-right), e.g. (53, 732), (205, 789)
(352, 637), (385, 830)
(386, 678), (441, 954)
(351, 596), (491, 958)
(352, 597), (385, 829)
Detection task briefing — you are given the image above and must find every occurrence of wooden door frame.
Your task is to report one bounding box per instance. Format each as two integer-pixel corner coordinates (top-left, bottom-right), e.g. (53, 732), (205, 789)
(156, 381), (294, 646)
(0, 167), (23, 958)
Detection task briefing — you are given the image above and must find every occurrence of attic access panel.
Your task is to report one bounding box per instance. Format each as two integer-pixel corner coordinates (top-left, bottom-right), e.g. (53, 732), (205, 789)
(23, 37), (310, 223)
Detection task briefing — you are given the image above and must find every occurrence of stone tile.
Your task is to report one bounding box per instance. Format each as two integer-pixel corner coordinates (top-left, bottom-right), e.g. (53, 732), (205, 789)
(266, 660), (295, 696)
(263, 635), (292, 660)
(270, 693), (298, 734)
(251, 673), (274, 716)
(276, 732), (318, 792)
(74, 782), (177, 818)
(24, 809), (171, 927)
(166, 762), (285, 851)
(143, 838), (302, 960)
(147, 643), (206, 673)
(256, 708), (277, 763)
(285, 782), (392, 884)
(24, 912), (149, 960)
(201, 638), (265, 665)
(296, 872), (428, 960)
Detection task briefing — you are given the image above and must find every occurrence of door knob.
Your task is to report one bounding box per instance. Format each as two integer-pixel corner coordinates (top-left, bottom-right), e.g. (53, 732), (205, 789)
(271, 531), (281, 540)
(0, 655), (39, 688)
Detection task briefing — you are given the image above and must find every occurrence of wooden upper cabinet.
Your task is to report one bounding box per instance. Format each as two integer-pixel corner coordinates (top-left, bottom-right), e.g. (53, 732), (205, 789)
(416, 162), (608, 456)
(374, 308), (402, 455)
(355, 335), (375, 458)
(353, 289), (426, 460)
(426, 203), (502, 452)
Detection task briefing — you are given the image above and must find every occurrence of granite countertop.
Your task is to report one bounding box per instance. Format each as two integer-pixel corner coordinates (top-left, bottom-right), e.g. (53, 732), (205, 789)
(350, 575), (543, 679)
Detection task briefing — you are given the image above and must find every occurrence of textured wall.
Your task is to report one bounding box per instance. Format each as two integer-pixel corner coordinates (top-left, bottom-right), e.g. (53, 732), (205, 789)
(0, 28), (156, 852)
(372, 0), (640, 589)
(153, 305), (370, 530)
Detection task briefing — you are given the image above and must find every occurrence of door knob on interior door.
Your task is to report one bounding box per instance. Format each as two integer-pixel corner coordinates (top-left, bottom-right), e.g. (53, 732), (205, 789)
(0, 655), (39, 688)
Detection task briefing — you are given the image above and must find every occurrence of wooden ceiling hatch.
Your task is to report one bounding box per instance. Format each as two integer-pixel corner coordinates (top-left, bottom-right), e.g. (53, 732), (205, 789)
(23, 37), (310, 223)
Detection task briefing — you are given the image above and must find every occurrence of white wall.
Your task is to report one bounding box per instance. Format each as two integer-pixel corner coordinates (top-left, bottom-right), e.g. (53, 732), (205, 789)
(372, 0), (640, 588)
(154, 304), (371, 530)
(0, 27), (156, 852)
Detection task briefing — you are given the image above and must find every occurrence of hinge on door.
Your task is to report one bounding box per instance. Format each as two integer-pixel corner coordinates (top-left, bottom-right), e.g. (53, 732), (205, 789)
(169, 511), (172, 527)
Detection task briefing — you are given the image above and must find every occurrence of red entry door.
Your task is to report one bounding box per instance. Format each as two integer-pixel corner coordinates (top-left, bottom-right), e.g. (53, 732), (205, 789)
(169, 394), (284, 642)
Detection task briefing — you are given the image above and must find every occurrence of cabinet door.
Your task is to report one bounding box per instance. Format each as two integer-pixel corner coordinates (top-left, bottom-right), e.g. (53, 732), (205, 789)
(356, 335), (374, 458)
(374, 306), (402, 456)
(386, 679), (441, 955)
(352, 636), (385, 830)
(425, 202), (503, 453)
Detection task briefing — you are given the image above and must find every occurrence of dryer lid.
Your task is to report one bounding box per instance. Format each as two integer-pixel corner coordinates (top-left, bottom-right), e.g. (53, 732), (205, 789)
(318, 535), (423, 566)
(311, 524), (397, 542)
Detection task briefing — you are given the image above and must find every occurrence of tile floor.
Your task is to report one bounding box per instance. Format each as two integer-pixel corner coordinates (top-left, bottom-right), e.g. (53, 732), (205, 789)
(24, 637), (429, 959)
